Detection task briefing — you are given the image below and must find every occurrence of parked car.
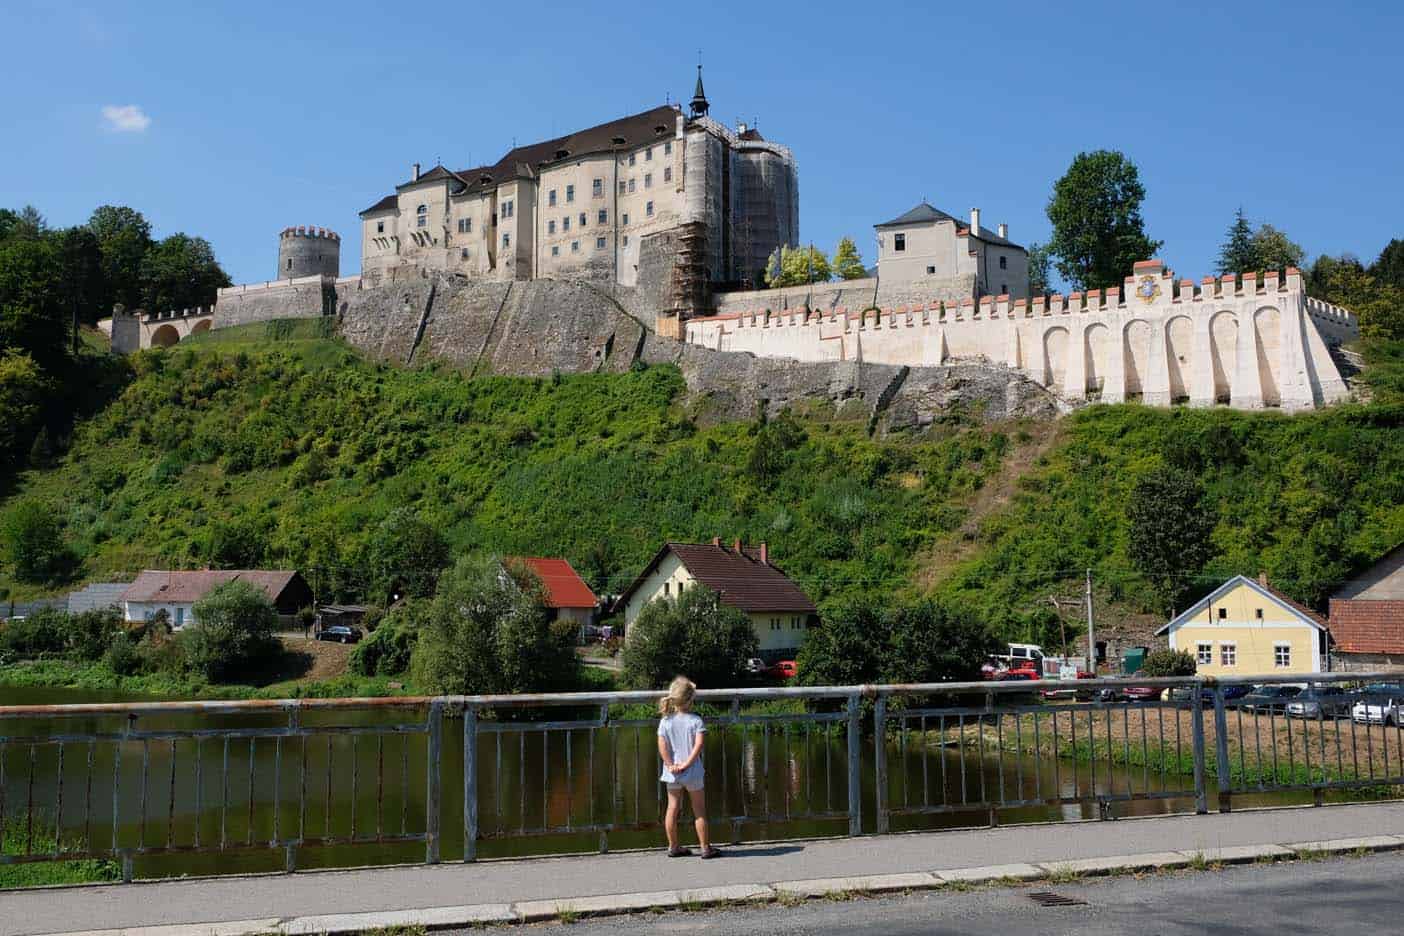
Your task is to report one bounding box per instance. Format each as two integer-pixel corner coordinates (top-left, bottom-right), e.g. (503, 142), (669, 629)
(766, 660), (797, 681)
(1096, 682), (1161, 702)
(1351, 684), (1404, 726)
(1168, 684), (1252, 707)
(1284, 686), (1352, 719)
(1237, 685), (1302, 714)
(744, 657), (766, 675)
(316, 624), (361, 644)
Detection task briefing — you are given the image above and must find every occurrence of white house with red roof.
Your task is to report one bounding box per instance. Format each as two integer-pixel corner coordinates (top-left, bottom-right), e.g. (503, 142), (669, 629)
(510, 558), (598, 629)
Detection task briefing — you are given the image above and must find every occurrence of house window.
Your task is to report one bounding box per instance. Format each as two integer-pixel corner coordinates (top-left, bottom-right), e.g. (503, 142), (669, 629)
(628, 153), (636, 166)
(548, 190), (557, 207)
(644, 173), (652, 188)
(175, 607), (185, 628)
(926, 265), (936, 274)
(502, 233), (510, 247)
(894, 233), (905, 252)
(551, 245), (560, 257)
(999, 256), (1007, 269)
(566, 184), (575, 203)
(619, 180), (627, 195)
(1218, 607), (1228, 620)
(596, 236), (606, 249)
(628, 178), (636, 193)
(501, 200), (513, 219)
(646, 201), (654, 217)
(1255, 608), (1263, 619)
(592, 178), (603, 198)
(598, 209), (608, 224)
(548, 220), (556, 235)
(621, 213), (629, 225)
(664, 141), (672, 155)
(1197, 642), (1213, 666)
(1274, 643), (1292, 667)
(1220, 643), (1237, 667)
(770, 618), (781, 631)
(663, 582), (670, 596)
(571, 240), (579, 253)
(664, 166), (672, 182)
(416, 205), (427, 227)
(376, 221), (385, 234)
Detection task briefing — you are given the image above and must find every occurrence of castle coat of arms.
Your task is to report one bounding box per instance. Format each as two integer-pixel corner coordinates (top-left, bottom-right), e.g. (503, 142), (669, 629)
(1136, 275), (1161, 304)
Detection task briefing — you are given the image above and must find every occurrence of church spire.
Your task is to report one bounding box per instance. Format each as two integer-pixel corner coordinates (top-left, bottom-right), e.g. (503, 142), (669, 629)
(689, 63), (710, 118)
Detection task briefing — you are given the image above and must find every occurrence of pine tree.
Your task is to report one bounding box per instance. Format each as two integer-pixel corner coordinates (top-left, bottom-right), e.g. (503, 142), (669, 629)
(832, 237), (866, 280)
(1217, 208), (1257, 275)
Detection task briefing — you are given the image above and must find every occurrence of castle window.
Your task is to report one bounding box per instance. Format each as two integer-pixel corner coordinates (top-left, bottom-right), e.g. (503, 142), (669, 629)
(645, 147), (652, 161)
(562, 216), (570, 232)
(593, 178), (603, 197)
(598, 209), (608, 224)
(548, 189), (557, 207)
(571, 240), (580, 253)
(622, 213), (629, 225)
(551, 245), (560, 257)
(416, 205), (427, 228)
(645, 201), (654, 217)
(644, 173), (652, 188)
(457, 218), (471, 234)
(622, 234), (630, 247)
(628, 153), (636, 166)
(619, 180), (627, 195)
(596, 236), (606, 249)
(999, 255), (1008, 269)
(664, 141), (672, 155)
(664, 166), (672, 182)
(579, 212), (587, 227)
(461, 248), (470, 259)
(566, 184), (575, 203)
(501, 200), (514, 219)
(502, 233), (510, 248)
(548, 220), (556, 235)
(1000, 284), (1007, 295)
(376, 221), (385, 234)
(926, 265), (936, 274)
(628, 178), (636, 193)
(491, 213), (497, 226)
(287, 258), (293, 270)
(894, 233), (905, 252)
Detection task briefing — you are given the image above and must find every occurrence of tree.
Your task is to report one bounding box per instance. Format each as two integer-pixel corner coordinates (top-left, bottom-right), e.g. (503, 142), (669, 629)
(1217, 208), (1256, 275)
(140, 233), (231, 313)
(367, 508), (451, 602)
(87, 206), (152, 311)
(205, 516), (270, 569)
(411, 555), (576, 695)
(1250, 224), (1304, 273)
(1, 499), (69, 583)
(1027, 242), (1052, 296)
(764, 245), (832, 288)
(1309, 253), (1404, 341)
(0, 351), (47, 476)
(799, 598), (996, 687)
(1369, 239), (1404, 289)
(1046, 150), (1163, 291)
(182, 580), (279, 680)
(55, 226), (108, 326)
(0, 236), (69, 368)
(621, 585), (758, 690)
(832, 237), (866, 280)
(1126, 466), (1216, 611)
(1139, 648), (1196, 677)
(796, 601), (887, 686)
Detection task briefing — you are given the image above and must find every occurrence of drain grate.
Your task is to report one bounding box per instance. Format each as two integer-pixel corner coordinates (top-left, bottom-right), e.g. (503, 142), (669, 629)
(1027, 891), (1088, 907)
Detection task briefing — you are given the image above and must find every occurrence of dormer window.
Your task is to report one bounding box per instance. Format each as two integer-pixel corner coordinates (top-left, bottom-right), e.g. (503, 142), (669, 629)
(416, 205), (427, 228)
(554, 148), (570, 159)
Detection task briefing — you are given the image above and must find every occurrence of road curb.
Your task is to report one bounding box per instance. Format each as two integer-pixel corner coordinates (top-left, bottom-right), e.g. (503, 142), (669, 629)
(33, 838), (1404, 935)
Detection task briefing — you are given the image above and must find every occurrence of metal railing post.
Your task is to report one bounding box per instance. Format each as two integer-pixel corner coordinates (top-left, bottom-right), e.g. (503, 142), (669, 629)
(1191, 682), (1208, 815)
(1212, 684), (1232, 813)
(846, 693), (862, 836)
(425, 700), (443, 865)
(873, 695), (888, 834)
(463, 704), (478, 862)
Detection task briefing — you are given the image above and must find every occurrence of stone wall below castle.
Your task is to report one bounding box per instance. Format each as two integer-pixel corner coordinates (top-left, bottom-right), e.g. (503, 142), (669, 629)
(215, 275), (331, 328)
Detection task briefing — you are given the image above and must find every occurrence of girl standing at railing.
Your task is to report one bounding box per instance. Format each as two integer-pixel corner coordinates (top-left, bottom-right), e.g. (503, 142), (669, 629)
(657, 676), (721, 859)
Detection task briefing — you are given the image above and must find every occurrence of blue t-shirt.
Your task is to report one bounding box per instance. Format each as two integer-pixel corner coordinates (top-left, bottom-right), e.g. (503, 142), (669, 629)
(658, 712), (706, 784)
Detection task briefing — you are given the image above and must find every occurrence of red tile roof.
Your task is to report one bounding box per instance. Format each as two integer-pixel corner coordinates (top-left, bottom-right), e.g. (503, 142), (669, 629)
(616, 542), (817, 615)
(122, 570), (303, 605)
(1329, 599), (1404, 654)
(513, 558), (597, 609)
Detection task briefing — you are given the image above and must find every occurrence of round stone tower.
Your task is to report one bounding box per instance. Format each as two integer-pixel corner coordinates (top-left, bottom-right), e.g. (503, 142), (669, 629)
(277, 226), (341, 279)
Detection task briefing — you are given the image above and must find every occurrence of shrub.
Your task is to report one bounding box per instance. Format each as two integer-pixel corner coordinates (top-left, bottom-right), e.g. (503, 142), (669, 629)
(2, 500), (71, 584)
(180, 581), (279, 680)
(1140, 648), (1196, 677)
(350, 602), (424, 676)
(410, 556), (576, 695)
(368, 508), (451, 602)
(68, 608), (123, 661)
(798, 597), (997, 687)
(621, 587), (758, 690)
(0, 607), (67, 659)
(102, 633), (141, 676)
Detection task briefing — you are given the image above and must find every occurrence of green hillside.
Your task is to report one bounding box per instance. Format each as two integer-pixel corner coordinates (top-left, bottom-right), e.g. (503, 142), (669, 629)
(4, 322), (1402, 651)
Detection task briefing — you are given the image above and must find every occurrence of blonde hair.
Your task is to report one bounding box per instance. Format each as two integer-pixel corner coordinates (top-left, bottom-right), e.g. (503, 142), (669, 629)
(659, 676), (697, 717)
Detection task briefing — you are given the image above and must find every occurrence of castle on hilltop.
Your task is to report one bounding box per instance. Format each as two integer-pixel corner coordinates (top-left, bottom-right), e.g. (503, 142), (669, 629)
(358, 67), (798, 310)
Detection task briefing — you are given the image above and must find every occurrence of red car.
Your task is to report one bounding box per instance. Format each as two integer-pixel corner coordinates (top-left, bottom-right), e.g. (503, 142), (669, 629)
(766, 660), (797, 681)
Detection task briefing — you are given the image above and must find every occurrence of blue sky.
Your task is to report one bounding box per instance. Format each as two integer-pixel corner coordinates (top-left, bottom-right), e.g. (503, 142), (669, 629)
(3, 0), (1401, 290)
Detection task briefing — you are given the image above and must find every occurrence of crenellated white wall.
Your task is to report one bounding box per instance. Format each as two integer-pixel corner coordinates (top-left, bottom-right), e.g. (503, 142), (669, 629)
(686, 262), (1359, 412)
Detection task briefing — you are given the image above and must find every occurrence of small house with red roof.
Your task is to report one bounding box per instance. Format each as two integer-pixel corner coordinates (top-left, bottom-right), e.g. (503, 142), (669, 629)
(613, 539), (817, 661)
(1329, 545), (1404, 672)
(510, 557), (598, 629)
(121, 570), (313, 630)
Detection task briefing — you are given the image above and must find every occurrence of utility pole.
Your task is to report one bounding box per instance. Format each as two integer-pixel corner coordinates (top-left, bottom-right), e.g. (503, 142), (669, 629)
(1084, 568), (1096, 675)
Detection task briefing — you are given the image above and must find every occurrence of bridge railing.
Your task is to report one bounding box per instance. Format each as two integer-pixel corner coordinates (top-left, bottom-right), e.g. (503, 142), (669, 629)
(2, 673), (1402, 884)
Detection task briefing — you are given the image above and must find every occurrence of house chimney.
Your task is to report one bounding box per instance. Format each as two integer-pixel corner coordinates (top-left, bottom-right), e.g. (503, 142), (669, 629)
(998, 222), (1008, 239)
(733, 538), (743, 554)
(970, 207), (981, 235)
(760, 542), (768, 565)
(1258, 571), (1269, 586)
(711, 536), (721, 547)
(411, 162), (421, 182)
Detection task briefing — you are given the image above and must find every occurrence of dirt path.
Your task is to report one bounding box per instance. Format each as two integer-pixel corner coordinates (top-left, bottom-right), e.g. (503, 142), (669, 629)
(279, 635), (352, 681)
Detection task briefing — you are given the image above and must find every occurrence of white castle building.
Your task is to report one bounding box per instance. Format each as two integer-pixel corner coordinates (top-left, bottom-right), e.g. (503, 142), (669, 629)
(686, 261), (1358, 410)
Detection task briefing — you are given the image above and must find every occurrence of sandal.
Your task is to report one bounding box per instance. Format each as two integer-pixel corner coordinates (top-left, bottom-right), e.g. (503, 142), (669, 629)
(668, 846), (693, 857)
(699, 847), (723, 859)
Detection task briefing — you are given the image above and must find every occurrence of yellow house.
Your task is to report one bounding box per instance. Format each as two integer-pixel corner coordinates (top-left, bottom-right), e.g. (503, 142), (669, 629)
(614, 539), (817, 662)
(1157, 574), (1329, 676)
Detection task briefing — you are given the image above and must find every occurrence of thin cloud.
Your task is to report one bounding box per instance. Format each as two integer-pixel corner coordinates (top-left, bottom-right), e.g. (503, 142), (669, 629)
(101, 104), (151, 133)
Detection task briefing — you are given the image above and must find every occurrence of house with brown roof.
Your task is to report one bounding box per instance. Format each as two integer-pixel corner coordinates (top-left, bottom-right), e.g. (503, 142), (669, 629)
(1329, 545), (1404, 671)
(509, 557), (598, 630)
(613, 540), (817, 662)
(121, 570), (313, 630)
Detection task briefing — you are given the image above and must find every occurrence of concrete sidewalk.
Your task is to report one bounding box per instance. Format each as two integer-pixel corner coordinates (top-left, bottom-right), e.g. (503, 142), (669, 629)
(7, 802), (1404, 936)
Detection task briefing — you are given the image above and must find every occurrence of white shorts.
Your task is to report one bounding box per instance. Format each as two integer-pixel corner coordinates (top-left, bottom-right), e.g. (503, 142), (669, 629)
(666, 779), (704, 793)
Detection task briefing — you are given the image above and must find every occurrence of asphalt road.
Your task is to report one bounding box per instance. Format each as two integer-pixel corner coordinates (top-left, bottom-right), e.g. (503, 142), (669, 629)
(507, 851), (1404, 935)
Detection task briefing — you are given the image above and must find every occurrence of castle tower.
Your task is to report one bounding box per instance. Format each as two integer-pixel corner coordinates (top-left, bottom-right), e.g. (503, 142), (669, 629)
(689, 64), (710, 118)
(277, 226), (341, 279)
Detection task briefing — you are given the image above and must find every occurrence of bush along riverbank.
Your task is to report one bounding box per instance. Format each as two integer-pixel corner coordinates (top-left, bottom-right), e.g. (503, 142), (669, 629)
(0, 817), (121, 889)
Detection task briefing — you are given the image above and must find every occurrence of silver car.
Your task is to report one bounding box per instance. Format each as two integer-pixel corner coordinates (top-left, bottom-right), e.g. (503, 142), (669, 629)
(1285, 687), (1352, 719)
